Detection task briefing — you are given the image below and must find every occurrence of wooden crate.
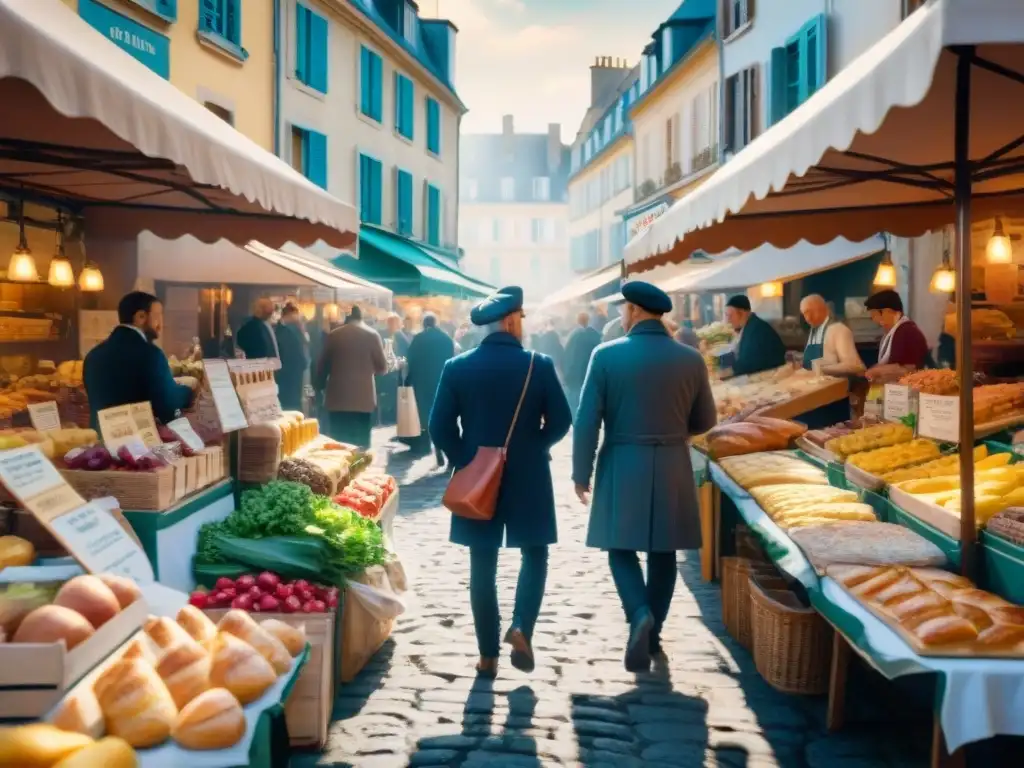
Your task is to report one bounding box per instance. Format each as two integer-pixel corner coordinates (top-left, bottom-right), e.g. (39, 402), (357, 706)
(205, 608), (335, 749)
(340, 569), (394, 683)
(61, 464), (175, 511)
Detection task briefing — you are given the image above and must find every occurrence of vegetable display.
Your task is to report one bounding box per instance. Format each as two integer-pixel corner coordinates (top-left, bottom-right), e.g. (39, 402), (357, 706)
(195, 481), (387, 586)
(333, 473), (396, 520)
(189, 573), (337, 614)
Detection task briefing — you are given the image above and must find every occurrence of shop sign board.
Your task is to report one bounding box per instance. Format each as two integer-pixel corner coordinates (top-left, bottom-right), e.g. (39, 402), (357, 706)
(79, 0), (171, 80)
(625, 200), (670, 241)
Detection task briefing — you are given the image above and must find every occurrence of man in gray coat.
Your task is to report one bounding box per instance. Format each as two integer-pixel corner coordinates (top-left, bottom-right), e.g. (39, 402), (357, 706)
(572, 281), (717, 672)
(316, 305), (389, 448)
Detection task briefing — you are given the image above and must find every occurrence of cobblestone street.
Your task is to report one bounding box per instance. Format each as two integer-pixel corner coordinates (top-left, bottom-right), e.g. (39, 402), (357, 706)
(296, 429), (935, 768)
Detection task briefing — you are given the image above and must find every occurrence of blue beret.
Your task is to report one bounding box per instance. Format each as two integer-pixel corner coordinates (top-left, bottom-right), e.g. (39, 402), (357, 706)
(470, 286), (524, 326)
(621, 281), (671, 315)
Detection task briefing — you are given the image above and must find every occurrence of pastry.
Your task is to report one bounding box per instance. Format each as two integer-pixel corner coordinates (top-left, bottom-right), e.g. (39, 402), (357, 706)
(171, 688), (245, 750)
(217, 610), (292, 674)
(176, 605), (217, 647)
(50, 688), (104, 739)
(93, 658), (177, 748)
(144, 616), (197, 651)
(155, 642), (212, 709)
(208, 632), (276, 704)
(259, 619), (306, 657)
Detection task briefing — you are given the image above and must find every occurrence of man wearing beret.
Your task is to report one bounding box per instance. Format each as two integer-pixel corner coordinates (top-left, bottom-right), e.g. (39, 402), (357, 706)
(572, 281), (718, 672)
(429, 286), (572, 678)
(725, 294), (787, 377)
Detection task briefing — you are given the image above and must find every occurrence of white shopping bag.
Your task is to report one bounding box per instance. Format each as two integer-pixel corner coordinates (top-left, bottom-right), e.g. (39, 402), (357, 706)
(396, 386), (422, 438)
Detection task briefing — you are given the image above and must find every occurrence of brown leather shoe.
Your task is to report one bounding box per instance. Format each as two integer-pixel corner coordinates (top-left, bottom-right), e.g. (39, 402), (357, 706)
(504, 627), (535, 673)
(475, 657), (498, 678)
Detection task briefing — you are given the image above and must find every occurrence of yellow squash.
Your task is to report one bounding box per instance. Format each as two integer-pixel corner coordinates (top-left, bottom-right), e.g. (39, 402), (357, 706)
(0, 535), (35, 570)
(52, 737), (137, 768)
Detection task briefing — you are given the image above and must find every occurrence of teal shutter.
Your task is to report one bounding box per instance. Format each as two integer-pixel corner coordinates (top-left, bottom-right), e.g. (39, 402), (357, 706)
(810, 13), (828, 94)
(393, 73), (402, 132)
(295, 5), (309, 84)
(371, 159), (383, 225)
(403, 80), (414, 139)
(199, 0), (217, 32)
(226, 0), (240, 43)
(358, 154), (369, 222)
(359, 47), (370, 116)
(310, 10), (328, 92)
(426, 98), (440, 154)
(396, 170), (413, 235)
(155, 0), (177, 20)
(769, 47), (788, 125)
(305, 130), (328, 189)
(427, 185), (440, 246)
(371, 54), (383, 121)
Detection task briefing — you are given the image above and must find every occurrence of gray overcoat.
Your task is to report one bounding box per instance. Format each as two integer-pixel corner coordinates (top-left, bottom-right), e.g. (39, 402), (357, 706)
(571, 319), (718, 552)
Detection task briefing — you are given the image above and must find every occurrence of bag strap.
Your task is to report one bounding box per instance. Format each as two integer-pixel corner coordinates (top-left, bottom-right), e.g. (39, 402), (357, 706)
(503, 352), (535, 452)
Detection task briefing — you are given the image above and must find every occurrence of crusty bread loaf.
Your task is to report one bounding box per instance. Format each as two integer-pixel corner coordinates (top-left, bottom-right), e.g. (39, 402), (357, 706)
(259, 619), (306, 657)
(217, 610), (292, 674)
(155, 641), (212, 709)
(208, 631), (276, 704)
(176, 605), (217, 647)
(144, 616), (197, 651)
(171, 688), (245, 750)
(50, 688), (104, 739)
(93, 658), (177, 748)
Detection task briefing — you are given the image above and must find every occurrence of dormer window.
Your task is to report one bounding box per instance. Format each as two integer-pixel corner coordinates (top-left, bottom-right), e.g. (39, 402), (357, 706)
(402, 1), (417, 44)
(662, 27), (673, 71)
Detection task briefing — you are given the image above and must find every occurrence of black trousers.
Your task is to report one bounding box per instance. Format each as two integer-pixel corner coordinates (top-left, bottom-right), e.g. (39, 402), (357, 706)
(328, 411), (372, 449)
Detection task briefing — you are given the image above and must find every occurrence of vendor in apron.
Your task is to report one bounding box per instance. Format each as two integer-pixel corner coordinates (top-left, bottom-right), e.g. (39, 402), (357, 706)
(796, 294), (867, 428)
(864, 289), (930, 381)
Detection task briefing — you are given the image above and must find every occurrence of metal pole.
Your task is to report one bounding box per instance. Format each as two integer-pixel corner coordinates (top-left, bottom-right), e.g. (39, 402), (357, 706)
(953, 48), (976, 579)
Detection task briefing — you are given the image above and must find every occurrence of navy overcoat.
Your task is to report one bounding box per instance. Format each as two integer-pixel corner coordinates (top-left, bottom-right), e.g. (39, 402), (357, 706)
(429, 332), (572, 548)
(572, 320), (717, 552)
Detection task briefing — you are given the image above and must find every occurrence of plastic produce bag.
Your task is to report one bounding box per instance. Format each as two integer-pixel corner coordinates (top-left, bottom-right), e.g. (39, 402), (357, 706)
(346, 563), (407, 620)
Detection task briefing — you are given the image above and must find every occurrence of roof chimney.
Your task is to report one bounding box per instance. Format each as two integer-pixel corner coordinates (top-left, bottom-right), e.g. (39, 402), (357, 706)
(590, 56), (630, 109)
(547, 123), (562, 174)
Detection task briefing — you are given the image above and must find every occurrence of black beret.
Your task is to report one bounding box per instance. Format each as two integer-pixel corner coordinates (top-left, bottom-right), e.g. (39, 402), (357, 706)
(621, 281), (672, 315)
(726, 294), (751, 311)
(470, 286), (524, 326)
(864, 289), (903, 313)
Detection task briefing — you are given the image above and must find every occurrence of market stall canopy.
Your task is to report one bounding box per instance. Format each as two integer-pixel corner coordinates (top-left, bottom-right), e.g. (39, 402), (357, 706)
(648, 257), (733, 294)
(137, 234), (389, 300)
(625, 0), (1024, 273)
(671, 236), (885, 293)
(334, 226), (494, 299)
(0, 0), (358, 249)
(538, 262), (622, 310)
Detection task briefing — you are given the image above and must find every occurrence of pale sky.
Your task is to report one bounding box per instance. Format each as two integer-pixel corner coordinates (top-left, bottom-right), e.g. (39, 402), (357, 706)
(427, 0), (684, 142)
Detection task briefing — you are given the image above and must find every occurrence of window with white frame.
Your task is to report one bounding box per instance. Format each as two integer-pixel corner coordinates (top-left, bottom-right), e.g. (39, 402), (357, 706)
(721, 0), (753, 38)
(403, 2), (417, 44)
(662, 27), (673, 72)
(544, 218), (557, 244)
(500, 177), (515, 201)
(532, 177), (551, 201)
(725, 66), (759, 154)
(665, 115), (678, 169)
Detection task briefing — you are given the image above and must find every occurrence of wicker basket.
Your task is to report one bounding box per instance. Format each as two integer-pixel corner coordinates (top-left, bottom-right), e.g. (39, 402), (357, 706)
(749, 576), (832, 694)
(721, 557), (757, 648)
(735, 525), (768, 562)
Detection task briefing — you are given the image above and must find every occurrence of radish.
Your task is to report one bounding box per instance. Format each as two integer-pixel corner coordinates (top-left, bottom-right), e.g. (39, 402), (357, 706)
(189, 592), (208, 609)
(283, 596), (302, 614)
(231, 593), (253, 610)
(275, 583), (294, 599)
(256, 572), (281, 591)
(297, 588), (315, 603)
(310, 599), (326, 613)
(215, 577), (235, 591)
(248, 586), (263, 599)
(293, 579), (310, 593)
(235, 574), (256, 590)
(259, 595), (280, 611)
(301, 601), (315, 613)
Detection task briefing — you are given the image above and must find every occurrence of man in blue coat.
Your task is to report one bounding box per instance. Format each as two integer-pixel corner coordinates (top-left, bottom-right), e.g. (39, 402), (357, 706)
(236, 298), (280, 361)
(406, 313), (455, 465)
(726, 294), (787, 376)
(562, 311), (602, 415)
(573, 281), (717, 672)
(429, 286), (572, 678)
(84, 291), (195, 427)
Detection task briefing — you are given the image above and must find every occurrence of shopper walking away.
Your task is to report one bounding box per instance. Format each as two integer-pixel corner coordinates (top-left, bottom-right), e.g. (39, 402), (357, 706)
(572, 281), (717, 672)
(316, 305), (389, 448)
(406, 313), (455, 466)
(602, 315), (625, 343)
(535, 319), (564, 373)
(275, 303), (310, 412)
(236, 298), (280, 360)
(562, 311), (601, 415)
(429, 286), (572, 678)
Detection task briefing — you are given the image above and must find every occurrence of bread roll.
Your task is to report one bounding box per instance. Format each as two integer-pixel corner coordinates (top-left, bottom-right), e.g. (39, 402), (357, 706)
(13, 605), (95, 649)
(208, 632), (276, 704)
(121, 635), (158, 666)
(50, 737), (137, 768)
(171, 688), (245, 750)
(155, 642), (211, 709)
(217, 610), (292, 674)
(259, 619), (305, 657)
(93, 658), (177, 748)
(53, 575), (121, 629)
(50, 688), (104, 739)
(176, 605), (217, 647)
(96, 574), (143, 610)
(144, 616), (196, 651)
(0, 724), (93, 768)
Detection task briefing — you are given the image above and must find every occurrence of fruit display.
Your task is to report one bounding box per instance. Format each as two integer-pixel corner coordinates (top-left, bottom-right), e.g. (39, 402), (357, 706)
(825, 423), (914, 459)
(195, 481), (388, 585)
(333, 472), (397, 520)
(846, 439), (941, 475)
(892, 464), (1024, 528)
(42, 605), (304, 755)
(188, 573), (338, 614)
(748, 484), (877, 530)
(899, 368), (959, 396)
(711, 365), (841, 421)
(828, 564), (1024, 655)
(3, 574), (142, 649)
(62, 444), (169, 472)
(718, 452), (829, 489)
(881, 446), (1007, 483)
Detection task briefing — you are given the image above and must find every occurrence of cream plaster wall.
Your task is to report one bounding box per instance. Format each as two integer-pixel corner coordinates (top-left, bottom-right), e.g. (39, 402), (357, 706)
(567, 139), (634, 273)
(278, 0), (460, 243)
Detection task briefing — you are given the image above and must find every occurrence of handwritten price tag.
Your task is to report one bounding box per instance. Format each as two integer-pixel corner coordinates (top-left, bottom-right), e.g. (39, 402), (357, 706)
(27, 401), (61, 432)
(918, 393), (960, 443)
(48, 501), (154, 581)
(883, 384), (912, 423)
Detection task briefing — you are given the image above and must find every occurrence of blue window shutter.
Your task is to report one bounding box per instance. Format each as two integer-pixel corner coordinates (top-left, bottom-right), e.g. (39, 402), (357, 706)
(359, 154), (368, 222)
(360, 48), (370, 115)
(295, 5), (308, 84)
(310, 11), (328, 93)
(199, 0), (217, 32)
(393, 73), (402, 132)
(372, 54), (383, 121)
(427, 98), (440, 155)
(226, 0), (240, 43)
(427, 185), (440, 246)
(306, 131), (327, 189)
(769, 47), (788, 125)
(155, 0), (177, 20)
(812, 13), (828, 93)
(372, 159), (383, 225)
(396, 170), (412, 235)
(404, 80), (414, 140)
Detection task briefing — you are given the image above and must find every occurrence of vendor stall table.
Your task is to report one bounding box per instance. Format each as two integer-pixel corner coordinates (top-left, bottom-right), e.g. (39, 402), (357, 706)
(122, 479), (234, 592)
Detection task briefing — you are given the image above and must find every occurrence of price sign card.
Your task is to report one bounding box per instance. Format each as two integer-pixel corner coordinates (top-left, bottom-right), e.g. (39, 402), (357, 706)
(27, 401), (61, 432)
(129, 401), (162, 448)
(48, 501), (154, 582)
(918, 393), (960, 443)
(883, 384), (913, 422)
(97, 404), (140, 449)
(166, 417), (205, 455)
(0, 445), (84, 519)
(202, 359), (248, 433)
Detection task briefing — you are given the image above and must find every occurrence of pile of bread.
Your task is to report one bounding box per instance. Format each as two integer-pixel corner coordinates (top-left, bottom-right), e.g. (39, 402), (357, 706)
(704, 416), (807, 459)
(824, 422), (913, 459)
(829, 564), (1024, 652)
(719, 452), (830, 490)
(50, 606), (305, 752)
(974, 383), (1024, 424)
(750, 484), (877, 530)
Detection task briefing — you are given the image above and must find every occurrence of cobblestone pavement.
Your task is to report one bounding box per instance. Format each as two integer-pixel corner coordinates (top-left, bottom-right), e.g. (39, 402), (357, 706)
(296, 428), (936, 768)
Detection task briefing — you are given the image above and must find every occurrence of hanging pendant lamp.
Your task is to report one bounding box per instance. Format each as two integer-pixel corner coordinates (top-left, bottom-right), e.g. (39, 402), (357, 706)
(47, 212), (75, 288)
(7, 197), (38, 282)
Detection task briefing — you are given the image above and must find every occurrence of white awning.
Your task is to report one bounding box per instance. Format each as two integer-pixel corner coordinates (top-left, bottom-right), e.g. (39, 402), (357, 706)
(0, 0), (358, 248)
(625, 0), (1024, 272)
(138, 234), (389, 300)
(539, 262), (621, 309)
(649, 258), (735, 294)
